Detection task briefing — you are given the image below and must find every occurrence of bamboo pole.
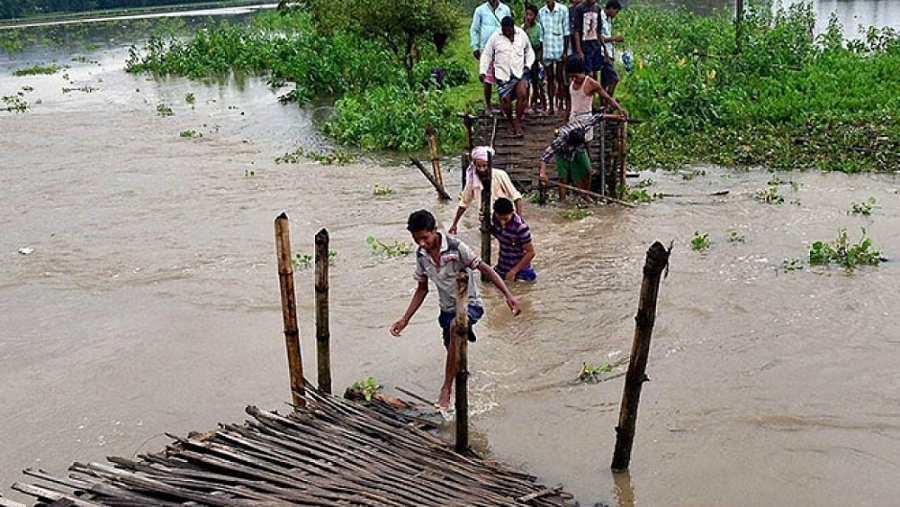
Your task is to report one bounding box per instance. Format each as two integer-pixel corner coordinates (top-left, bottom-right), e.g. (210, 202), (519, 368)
(454, 269), (470, 453)
(425, 124), (446, 199)
(463, 115), (475, 188)
(599, 118), (607, 197)
(314, 228), (332, 395)
(618, 121), (628, 197)
(546, 181), (636, 208)
(611, 241), (670, 472)
(274, 212), (305, 407)
(479, 153), (493, 281)
(410, 158), (453, 201)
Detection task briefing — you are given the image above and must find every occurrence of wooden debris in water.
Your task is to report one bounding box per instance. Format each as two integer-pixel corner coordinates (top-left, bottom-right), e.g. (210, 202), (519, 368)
(12, 390), (575, 506)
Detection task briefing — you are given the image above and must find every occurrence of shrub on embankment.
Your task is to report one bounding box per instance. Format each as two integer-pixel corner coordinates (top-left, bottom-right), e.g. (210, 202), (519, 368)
(125, 7), (471, 151)
(123, 2), (900, 171)
(619, 2), (900, 172)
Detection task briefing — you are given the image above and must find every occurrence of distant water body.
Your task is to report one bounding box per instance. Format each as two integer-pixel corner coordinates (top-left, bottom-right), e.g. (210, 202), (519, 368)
(636, 0), (900, 37)
(0, 3), (277, 30)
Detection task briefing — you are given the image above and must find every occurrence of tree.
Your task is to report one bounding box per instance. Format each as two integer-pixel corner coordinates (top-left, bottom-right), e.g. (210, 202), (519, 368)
(282, 0), (461, 86)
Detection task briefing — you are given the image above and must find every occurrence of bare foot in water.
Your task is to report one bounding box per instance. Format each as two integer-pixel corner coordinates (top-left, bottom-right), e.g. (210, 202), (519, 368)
(434, 387), (452, 411)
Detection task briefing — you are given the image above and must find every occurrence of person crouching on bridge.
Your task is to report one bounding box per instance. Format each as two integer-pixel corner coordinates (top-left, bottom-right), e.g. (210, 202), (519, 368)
(390, 210), (521, 411)
(538, 112), (607, 202)
(480, 16), (535, 137)
(491, 197), (537, 282)
(449, 146), (523, 235)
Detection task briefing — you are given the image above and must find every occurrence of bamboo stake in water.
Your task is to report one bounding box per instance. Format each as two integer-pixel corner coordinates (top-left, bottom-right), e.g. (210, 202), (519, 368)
(426, 124), (447, 200)
(274, 212), (305, 407)
(314, 228), (332, 395)
(480, 153), (493, 281)
(454, 269), (470, 453)
(611, 241), (670, 471)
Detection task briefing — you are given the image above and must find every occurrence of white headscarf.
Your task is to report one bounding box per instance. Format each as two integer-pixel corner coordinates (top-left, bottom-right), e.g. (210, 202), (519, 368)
(466, 146), (494, 190)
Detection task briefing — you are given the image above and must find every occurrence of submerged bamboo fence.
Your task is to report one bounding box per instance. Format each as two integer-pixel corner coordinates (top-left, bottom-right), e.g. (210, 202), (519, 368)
(10, 389), (573, 507)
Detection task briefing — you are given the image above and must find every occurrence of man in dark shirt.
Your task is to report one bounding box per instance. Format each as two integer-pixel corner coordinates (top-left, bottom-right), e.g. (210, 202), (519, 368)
(572, 0), (603, 80)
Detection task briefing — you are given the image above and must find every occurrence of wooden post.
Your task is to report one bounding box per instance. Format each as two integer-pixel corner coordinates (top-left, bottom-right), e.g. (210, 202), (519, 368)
(461, 150), (473, 190)
(611, 241), (670, 471)
(426, 124), (446, 198)
(735, 0), (745, 55)
(599, 119), (607, 197)
(480, 153), (493, 281)
(454, 269), (470, 452)
(463, 115), (476, 187)
(618, 121), (628, 198)
(410, 158), (452, 201)
(314, 228), (332, 395)
(274, 212), (305, 407)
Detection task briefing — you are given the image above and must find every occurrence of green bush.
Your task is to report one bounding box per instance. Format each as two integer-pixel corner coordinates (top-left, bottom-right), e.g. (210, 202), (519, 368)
(325, 85), (461, 151)
(618, 3), (900, 171)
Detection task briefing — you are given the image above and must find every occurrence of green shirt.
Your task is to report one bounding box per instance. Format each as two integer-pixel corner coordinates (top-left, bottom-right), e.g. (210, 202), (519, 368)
(525, 24), (541, 50)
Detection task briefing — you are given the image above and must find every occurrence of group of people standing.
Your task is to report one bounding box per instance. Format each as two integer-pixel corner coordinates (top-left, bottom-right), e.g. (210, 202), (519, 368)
(389, 0), (632, 412)
(471, 0), (628, 136)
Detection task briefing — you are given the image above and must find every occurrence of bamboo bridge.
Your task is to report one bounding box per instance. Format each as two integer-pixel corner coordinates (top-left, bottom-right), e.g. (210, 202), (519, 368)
(5, 389), (574, 507)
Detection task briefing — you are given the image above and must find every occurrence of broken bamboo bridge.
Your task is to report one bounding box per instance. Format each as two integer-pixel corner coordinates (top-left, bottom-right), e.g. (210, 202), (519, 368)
(5, 192), (670, 507)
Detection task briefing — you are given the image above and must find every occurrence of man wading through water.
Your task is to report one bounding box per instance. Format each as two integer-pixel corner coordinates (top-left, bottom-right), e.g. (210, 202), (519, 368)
(390, 210), (521, 412)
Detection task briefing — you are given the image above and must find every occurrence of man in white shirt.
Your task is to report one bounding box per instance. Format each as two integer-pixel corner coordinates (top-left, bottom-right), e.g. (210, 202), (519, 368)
(479, 16), (535, 137)
(448, 145), (523, 235)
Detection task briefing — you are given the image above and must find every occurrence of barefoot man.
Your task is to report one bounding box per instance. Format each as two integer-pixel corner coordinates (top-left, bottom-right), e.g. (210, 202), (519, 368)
(480, 16), (535, 137)
(391, 210), (521, 411)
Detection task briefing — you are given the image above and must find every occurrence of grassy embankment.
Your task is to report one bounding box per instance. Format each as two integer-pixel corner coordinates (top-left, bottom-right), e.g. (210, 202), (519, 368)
(119, 3), (900, 171)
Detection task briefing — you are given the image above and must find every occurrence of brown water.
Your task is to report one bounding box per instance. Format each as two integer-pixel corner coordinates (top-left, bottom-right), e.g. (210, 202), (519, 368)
(4, 7), (900, 507)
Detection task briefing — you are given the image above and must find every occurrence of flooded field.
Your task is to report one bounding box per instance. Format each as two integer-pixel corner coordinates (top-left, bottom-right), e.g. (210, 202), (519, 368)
(3, 4), (900, 506)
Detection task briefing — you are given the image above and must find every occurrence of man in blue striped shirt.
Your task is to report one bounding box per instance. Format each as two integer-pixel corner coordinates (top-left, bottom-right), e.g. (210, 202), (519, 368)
(538, 112), (605, 201)
(538, 0), (569, 115)
(491, 197), (537, 282)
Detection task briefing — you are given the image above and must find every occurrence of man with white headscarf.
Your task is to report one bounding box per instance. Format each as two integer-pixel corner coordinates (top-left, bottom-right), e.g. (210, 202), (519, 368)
(448, 146), (523, 235)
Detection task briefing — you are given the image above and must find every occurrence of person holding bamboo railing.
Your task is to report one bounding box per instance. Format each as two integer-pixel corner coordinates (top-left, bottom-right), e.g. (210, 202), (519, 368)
(448, 146), (523, 235)
(538, 112), (610, 201)
(390, 210), (521, 411)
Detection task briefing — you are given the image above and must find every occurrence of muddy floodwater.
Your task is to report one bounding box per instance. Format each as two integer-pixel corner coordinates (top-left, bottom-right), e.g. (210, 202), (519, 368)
(3, 5), (900, 507)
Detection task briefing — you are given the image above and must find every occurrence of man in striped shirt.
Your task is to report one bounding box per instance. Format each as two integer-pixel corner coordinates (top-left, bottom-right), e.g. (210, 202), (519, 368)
(491, 197), (537, 282)
(538, 112), (605, 201)
(538, 0), (569, 115)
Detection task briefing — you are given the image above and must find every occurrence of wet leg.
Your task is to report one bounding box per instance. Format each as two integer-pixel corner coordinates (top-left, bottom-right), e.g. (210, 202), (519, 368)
(437, 321), (458, 410)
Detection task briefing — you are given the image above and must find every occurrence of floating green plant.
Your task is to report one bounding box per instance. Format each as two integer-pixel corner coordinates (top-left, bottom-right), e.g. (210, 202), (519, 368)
(809, 228), (882, 271)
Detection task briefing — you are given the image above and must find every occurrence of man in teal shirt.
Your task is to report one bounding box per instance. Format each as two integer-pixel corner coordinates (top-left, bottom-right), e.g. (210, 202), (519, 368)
(470, 0), (512, 117)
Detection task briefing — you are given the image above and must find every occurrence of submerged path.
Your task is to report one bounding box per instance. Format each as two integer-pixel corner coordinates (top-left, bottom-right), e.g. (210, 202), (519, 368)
(6, 389), (574, 506)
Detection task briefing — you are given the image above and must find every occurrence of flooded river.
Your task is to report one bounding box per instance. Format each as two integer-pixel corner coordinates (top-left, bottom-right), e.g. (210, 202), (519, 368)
(3, 4), (900, 506)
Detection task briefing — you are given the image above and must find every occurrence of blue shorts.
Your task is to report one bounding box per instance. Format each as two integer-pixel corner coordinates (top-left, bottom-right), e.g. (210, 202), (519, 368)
(494, 265), (537, 282)
(439, 304), (484, 348)
(583, 48), (605, 74)
(600, 58), (619, 88)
